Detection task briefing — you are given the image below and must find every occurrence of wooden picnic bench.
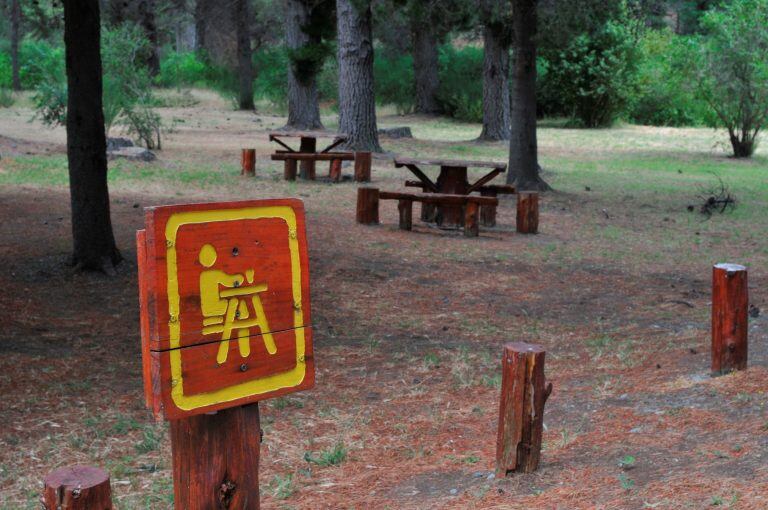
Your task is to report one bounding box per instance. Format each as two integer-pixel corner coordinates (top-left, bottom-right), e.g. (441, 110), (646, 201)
(403, 180), (515, 226)
(356, 187), (498, 237)
(269, 131), (372, 182)
(394, 157), (508, 226)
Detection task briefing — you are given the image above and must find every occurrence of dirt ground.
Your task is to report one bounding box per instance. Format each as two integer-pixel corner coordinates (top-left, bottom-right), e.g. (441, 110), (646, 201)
(1, 95), (767, 509)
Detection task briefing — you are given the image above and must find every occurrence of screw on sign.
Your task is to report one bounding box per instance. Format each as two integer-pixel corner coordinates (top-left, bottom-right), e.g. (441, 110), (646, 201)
(136, 199), (314, 509)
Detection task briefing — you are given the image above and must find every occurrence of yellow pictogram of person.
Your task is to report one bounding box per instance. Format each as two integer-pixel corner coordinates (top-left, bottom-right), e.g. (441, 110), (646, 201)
(198, 243), (276, 365)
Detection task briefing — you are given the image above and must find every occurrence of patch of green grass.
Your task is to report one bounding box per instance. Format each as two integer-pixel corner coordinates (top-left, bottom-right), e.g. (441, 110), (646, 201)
(270, 473), (296, 499)
(135, 424), (163, 453)
(304, 442), (347, 467)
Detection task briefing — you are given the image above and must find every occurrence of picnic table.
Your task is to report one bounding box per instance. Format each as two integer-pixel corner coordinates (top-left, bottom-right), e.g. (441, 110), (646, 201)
(269, 131), (349, 180)
(394, 157), (511, 227)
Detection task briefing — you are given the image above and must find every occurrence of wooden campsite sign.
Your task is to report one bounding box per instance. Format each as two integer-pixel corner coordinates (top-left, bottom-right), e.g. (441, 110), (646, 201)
(137, 199), (314, 420)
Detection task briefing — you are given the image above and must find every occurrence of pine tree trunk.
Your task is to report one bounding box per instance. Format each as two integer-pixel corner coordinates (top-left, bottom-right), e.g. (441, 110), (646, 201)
(336, 0), (381, 151)
(284, 0), (323, 129)
(137, 0), (161, 76)
(236, 0), (255, 110)
(194, 0), (206, 51)
(507, 0), (549, 190)
(10, 0), (22, 91)
(63, 0), (122, 273)
(478, 23), (510, 141)
(412, 20), (441, 115)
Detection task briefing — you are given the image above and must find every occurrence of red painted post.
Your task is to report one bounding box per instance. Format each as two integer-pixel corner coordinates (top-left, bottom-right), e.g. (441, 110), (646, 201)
(42, 465), (113, 510)
(496, 342), (552, 476)
(329, 159), (342, 182)
(516, 192), (539, 234)
(356, 187), (379, 224)
(241, 149), (256, 177)
(712, 263), (748, 376)
(354, 151), (372, 182)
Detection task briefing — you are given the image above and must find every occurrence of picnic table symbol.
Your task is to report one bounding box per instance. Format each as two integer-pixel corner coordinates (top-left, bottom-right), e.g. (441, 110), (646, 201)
(198, 243), (276, 365)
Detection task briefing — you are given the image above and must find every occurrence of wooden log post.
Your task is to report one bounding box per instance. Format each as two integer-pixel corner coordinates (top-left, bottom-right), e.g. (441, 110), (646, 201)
(712, 263), (749, 376)
(329, 159), (342, 183)
(299, 137), (316, 180)
(496, 342), (552, 476)
(480, 189), (498, 227)
(284, 160), (298, 181)
(170, 404), (261, 510)
(516, 192), (539, 234)
(354, 151), (372, 182)
(42, 465), (113, 510)
(464, 201), (479, 237)
(356, 187), (379, 224)
(398, 199), (413, 230)
(241, 149), (256, 177)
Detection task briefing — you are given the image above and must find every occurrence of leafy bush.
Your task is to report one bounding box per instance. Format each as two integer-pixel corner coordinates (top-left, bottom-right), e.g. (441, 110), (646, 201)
(0, 52), (11, 88)
(542, 17), (639, 127)
(695, 0), (768, 157)
(19, 39), (65, 89)
(253, 47), (289, 108)
(628, 30), (711, 126)
(437, 45), (484, 122)
(155, 51), (210, 88)
(374, 52), (414, 114)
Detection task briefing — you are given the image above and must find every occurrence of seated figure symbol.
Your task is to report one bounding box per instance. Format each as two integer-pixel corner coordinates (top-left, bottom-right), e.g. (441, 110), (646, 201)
(198, 243), (276, 365)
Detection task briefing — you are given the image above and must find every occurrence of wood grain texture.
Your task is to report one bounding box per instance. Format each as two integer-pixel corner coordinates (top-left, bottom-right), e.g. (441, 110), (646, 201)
(170, 404), (261, 510)
(284, 160), (298, 181)
(329, 159), (342, 182)
(496, 342), (552, 475)
(299, 137), (316, 180)
(516, 192), (539, 234)
(464, 201), (479, 237)
(271, 152), (354, 161)
(712, 263), (748, 376)
(378, 191), (498, 206)
(241, 149), (256, 176)
(139, 199), (314, 419)
(480, 188), (498, 227)
(397, 199), (413, 231)
(42, 465), (113, 510)
(354, 151), (372, 182)
(356, 187), (379, 224)
(394, 156), (507, 170)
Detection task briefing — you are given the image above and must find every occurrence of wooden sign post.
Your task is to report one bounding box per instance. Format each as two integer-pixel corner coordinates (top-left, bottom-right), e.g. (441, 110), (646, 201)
(137, 199), (314, 509)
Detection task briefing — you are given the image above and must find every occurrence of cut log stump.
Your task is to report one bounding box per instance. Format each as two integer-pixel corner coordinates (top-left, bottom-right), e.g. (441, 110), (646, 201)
(516, 192), (539, 234)
(398, 199), (413, 230)
(464, 201), (479, 237)
(356, 187), (379, 224)
(284, 160), (297, 181)
(42, 465), (113, 510)
(354, 152), (372, 182)
(170, 404), (261, 510)
(329, 159), (342, 183)
(712, 263), (748, 376)
(496, 342), (552, 476)
(241, 149), (256, 177)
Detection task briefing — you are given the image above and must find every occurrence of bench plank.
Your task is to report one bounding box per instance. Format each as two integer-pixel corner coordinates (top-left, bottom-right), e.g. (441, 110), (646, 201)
(269, 131), (349, 139)
(379, 191), (498, 206)
(404, 180), (516, 195)
(271, 152), (356, 161)
(394, 157), (507, 171)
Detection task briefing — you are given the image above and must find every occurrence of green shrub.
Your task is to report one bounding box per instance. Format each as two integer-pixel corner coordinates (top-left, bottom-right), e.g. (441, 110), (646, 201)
(628, 30), (711, 126)
(19, 39), (65, 89)
(0, 52), (11, 88)
(253, 47), (289, 107)
(374, 52), (414, 113)
(155, 51), (210, 88)
(543, 18), (639, 127)
(437, 45), (484, 122)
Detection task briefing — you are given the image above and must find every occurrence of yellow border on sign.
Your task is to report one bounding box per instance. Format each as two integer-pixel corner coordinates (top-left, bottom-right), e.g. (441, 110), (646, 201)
(165, 206), (306, 411)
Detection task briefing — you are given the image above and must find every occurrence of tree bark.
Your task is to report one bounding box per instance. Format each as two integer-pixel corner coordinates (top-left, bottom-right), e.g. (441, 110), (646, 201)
(195, 0), (206, 51)
(336, 0), (381, 151)
(508, 0), (549, 190)
(42, 466), (113, 510)
(236, 0), (255, 110)
(284, 0), (323, 129)
(412, 19), (441, 115)
(63, 0), (122, 273)
(711, 263), (748, 375)
(10, 0), (22, 91)
(478, 18), (510, 141)
(137, 0), (161, 76)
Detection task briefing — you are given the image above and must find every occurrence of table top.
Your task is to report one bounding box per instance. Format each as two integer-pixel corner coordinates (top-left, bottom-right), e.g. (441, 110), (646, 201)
(394, 156), (507, 170)
(269, 131), (348, 140)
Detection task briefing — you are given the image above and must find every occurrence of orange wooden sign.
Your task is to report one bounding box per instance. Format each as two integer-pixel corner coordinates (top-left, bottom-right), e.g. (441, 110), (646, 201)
(137, 199), (314, 420)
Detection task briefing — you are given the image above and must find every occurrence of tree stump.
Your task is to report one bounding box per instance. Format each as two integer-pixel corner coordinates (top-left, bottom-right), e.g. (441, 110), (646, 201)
(480, 189), (498, 227)
(496, 342), (552, 476)
(354, 151), (372, 182)
(42, 465), (113, 510)
(516, 192), (539, 234)
(329, 159), (342, 182)
(464, 201), (479, 237)
(398, 199), (413, 230)
(299, 137), (316, 180)
(356, 187), (379, 224)
(284, 160), (297, 181)
(170, 404), (261, 510)
(241, 149), (256, 177)
(712, 263), (748, 376)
